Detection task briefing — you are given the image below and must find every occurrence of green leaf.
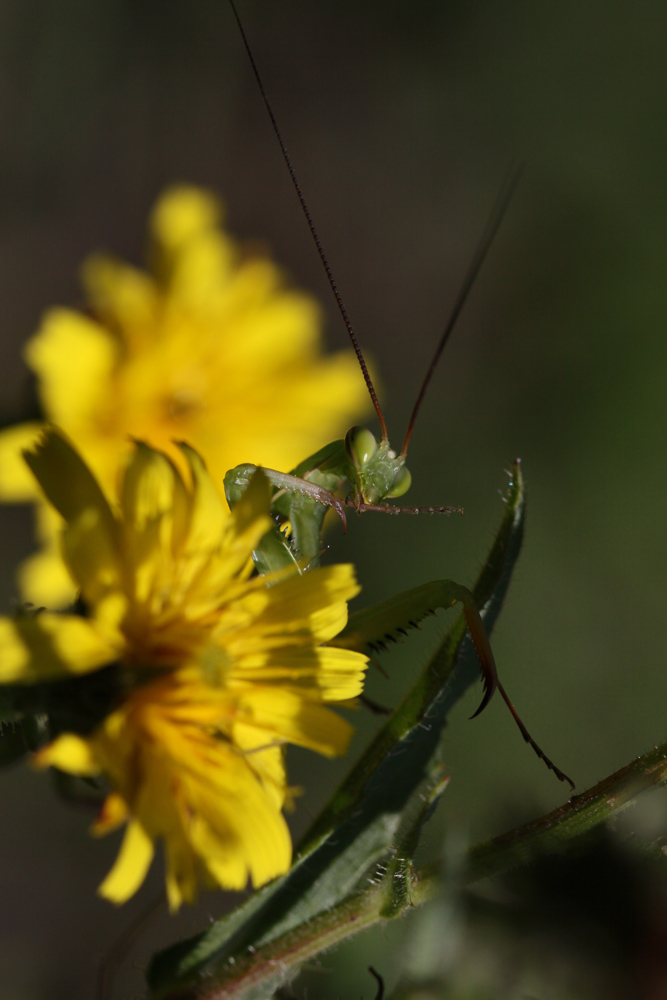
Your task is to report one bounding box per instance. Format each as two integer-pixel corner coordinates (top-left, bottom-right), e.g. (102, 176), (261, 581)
(147, 463), (525, 999)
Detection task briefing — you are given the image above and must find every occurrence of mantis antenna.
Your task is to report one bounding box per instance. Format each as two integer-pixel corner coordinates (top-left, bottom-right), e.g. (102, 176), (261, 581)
(229, 0), (520, 459)
(400, 165), (523, 456)
(227, 0), (388, 442)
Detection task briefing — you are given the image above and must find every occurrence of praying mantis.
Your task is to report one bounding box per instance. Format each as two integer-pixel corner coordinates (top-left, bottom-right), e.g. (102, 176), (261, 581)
(223, 1), (573, 790)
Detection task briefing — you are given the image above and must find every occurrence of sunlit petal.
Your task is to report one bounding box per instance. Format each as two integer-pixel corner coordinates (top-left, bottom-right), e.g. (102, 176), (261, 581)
(0, 614), (116, 683)
(33, 733), (98, 775)
(97, 819), (155, 904)
(0, 422), (45, 501)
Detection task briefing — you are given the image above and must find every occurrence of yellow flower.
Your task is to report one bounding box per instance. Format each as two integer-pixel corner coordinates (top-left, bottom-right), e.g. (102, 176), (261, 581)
(0, 185), (368, 606)
(0, 429), (367, 909)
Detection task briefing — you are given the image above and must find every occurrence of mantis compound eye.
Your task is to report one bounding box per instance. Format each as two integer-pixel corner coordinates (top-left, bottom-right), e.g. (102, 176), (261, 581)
(386, 465), (412, 498)
(345, 426), (377, 469)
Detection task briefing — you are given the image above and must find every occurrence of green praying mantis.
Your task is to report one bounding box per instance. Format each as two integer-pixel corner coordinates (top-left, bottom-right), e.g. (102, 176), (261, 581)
(223, 1), (574, 790)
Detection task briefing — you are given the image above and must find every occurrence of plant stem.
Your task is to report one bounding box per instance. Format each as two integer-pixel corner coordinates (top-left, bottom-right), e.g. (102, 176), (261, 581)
(414, 740), (667, 903)
(163, 741), (667, 999)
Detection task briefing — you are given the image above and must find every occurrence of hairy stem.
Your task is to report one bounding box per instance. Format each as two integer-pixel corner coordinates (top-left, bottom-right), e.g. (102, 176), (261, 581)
(159, 741), (667, 999)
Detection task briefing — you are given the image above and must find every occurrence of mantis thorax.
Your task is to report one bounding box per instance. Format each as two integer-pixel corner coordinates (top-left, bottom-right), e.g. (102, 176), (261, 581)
(344, 426), (412, 504)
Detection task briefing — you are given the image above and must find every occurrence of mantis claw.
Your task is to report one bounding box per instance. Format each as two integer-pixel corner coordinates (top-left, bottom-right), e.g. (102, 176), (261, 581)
(469, 681), (495, 720)
(461, 601), (499, 716)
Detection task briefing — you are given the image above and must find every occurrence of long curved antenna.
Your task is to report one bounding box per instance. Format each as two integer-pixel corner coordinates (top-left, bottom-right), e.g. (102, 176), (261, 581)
(228, 0), (388, 441)
(400, 165), (523, 457)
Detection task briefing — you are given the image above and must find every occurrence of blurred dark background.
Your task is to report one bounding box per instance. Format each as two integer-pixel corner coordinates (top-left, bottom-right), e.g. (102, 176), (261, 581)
(2, 1), (667, 997)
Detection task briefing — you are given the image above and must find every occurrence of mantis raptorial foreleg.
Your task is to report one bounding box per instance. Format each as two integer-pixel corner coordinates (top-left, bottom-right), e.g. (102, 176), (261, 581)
(331, 580), (497, 715)
(330, 579), (575, 790)
(224, 454), (463, 574)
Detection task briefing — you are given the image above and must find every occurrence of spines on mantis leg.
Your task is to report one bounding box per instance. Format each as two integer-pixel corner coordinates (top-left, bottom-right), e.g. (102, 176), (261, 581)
(331, 577), (575, 789)
(330, 579), (498, 716)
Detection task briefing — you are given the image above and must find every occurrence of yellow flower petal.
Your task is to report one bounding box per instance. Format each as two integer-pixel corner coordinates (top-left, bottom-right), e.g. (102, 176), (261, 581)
(23, 428), (123, 611)
(33, 733), (98, 774)
(191, 790), (291, 892)
(150, 185), (221, 257)
(121, 443), (181, 532)
(61, 507), (125, 614)
(178, 443), (229, 554)
(18, 544), (77, 609)
(23, 428), (116, 535)
(82, 674), (293, 908)
(233, 564), (360, 646)
(232, 736), (286, 812)
(168, 229), (235, 311)
(0, 613), (116, 683)
(26, 308), (117, 429)
(92, 792), (129, 834)
(82, 254), (157, 336)
(233, 688), (354, 758)
(98, 819), (155, 905)
(230, 646), (367, 702)
(163, 832), (202, 910)
(16, 504), (76, 608)
(0, 422), (45, 501)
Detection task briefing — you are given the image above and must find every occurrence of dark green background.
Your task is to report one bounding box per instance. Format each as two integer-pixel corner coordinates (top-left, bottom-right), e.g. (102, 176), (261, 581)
(1, 2), (667, 997)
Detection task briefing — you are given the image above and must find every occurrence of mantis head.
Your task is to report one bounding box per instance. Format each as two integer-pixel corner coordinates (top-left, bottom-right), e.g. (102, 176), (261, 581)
(344, 426), (412, 504)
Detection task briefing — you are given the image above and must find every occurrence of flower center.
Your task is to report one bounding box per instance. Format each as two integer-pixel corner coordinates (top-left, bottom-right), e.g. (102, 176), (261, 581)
(198, 643), (235, 687)
(166, 388), (205, 422)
